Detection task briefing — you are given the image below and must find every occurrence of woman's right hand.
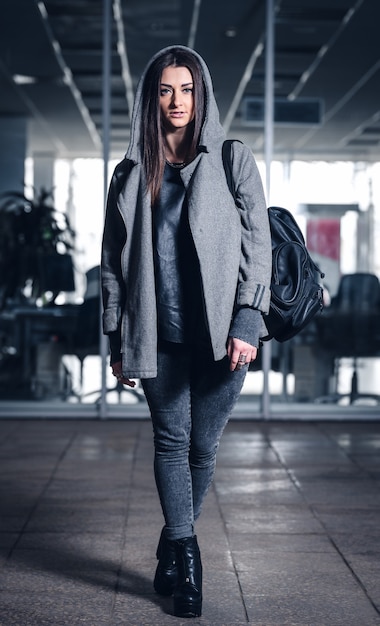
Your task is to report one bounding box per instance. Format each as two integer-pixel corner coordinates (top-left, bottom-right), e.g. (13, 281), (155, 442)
(111, 361), (136, 388)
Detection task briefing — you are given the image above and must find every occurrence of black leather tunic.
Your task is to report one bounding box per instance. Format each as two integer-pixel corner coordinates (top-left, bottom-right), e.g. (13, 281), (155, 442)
(153, 162), (205, 343)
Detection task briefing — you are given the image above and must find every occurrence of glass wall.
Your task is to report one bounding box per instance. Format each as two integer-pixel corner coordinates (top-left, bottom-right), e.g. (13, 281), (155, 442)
(1, 158), (379, 417)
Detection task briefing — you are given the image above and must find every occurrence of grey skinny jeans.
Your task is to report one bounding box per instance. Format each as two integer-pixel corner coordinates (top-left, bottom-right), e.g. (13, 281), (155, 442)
(141, 340), (247, 541)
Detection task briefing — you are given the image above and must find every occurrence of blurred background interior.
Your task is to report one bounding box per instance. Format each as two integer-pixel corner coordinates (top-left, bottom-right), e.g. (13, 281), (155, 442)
(0, 0), (379, 419)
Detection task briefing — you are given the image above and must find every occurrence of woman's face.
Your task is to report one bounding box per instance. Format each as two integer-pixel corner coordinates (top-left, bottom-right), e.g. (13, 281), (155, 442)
(159, 65), (195, 131)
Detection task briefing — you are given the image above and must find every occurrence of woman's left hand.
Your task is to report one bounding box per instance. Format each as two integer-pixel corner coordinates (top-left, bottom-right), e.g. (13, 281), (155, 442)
(227, 337), (258, 371)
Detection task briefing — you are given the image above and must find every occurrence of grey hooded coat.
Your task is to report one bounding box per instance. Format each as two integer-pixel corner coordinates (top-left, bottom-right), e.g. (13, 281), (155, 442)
(101, 45), (272, 379)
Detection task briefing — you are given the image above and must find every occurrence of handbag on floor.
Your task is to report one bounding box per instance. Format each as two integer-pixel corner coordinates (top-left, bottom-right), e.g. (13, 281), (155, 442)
(222, 140), (325, 342)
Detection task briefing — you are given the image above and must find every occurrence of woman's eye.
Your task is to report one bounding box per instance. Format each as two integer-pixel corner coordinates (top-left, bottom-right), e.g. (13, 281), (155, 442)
(160, 88), (171, 96)
(183, 88), (193, 94)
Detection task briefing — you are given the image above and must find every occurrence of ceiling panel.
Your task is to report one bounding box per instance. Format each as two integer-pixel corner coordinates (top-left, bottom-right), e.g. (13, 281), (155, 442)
(0, 0), (378, 161)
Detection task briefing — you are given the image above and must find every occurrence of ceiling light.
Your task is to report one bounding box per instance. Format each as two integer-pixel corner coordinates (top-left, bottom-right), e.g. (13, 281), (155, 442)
(12, 75), (37, 85)
(225, 27), (237, 37)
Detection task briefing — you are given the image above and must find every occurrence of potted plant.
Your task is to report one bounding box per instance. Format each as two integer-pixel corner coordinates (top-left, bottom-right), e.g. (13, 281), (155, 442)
(0, 187), (76, 308)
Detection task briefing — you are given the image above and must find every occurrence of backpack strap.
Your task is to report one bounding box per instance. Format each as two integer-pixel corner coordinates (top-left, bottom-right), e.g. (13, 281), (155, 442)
(222, 139), (242, 200)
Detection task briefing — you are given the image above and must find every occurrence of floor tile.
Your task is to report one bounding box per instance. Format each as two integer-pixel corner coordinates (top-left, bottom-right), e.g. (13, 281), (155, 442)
(0, 418), (380, 625)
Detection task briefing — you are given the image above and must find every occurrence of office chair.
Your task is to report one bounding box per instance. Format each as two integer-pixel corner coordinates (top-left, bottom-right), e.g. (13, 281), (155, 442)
(315, 272), (380, 404)
(67, 265), (100, 397)
(64, 266), (144, 402)
(38, 252), (76, 302)
(249, 339), (294, 402)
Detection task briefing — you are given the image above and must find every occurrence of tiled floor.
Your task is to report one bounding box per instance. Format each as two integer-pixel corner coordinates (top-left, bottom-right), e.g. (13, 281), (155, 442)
(0, 418), (380, 625)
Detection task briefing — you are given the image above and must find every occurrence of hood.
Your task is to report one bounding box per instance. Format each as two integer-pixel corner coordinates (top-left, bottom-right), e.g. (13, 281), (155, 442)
(125, 45), (226, 162)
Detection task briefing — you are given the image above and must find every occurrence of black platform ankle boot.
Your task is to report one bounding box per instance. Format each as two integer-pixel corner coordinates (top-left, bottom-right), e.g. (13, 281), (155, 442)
(153, 528), (178, 596)
(173, 535), (202, 618)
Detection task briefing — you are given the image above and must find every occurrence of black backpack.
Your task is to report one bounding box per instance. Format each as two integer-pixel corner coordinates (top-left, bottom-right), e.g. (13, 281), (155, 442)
(222, 141), (325, 343)
(263, 205), (324, 342)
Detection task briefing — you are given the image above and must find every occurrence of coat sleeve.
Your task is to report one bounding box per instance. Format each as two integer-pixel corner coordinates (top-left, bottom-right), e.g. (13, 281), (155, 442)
(229, 306), (263, 347)
(101, 160), (130, 337)
(229, 141), (272, 315)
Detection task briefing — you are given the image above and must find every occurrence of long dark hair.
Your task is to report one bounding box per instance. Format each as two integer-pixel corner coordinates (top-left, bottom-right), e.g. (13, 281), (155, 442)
(141, 48), (206, 205)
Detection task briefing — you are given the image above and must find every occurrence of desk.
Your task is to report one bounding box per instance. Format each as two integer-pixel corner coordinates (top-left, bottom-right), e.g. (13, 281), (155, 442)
(0, 305), (79, 396)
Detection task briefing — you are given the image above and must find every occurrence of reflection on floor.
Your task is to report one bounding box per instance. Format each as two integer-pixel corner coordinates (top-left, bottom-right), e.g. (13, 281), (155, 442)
(0, 419), (380, 625)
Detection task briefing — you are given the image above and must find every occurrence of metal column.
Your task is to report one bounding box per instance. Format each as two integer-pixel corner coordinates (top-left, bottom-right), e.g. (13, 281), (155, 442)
(99, 0), (112, 418)
(261, 0), (275, 418)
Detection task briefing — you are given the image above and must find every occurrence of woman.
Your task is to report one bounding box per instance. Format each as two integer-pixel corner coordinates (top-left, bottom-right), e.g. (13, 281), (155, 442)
(101, 45), (272, 618)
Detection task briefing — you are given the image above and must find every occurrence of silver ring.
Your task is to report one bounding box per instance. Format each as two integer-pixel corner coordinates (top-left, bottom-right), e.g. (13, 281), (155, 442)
(238, 354), (247, 363)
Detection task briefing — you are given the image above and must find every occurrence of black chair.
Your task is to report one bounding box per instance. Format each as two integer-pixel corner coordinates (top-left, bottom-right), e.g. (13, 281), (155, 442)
(64, 266), (144, 402)
(249, 339), (294, 402)
(59, 265), (99, 399)
(315, 273), (380, 404)
(38, 252), (76, 303)
(69, 265), (100, 396)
